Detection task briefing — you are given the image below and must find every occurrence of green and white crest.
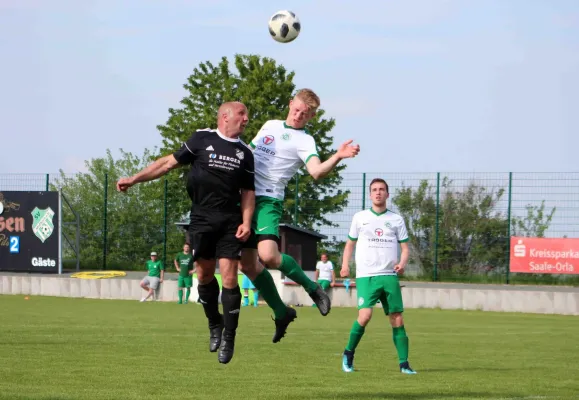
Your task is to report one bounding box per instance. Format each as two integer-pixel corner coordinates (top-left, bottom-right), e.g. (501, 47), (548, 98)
(31, 207), (55, 243)
(384, 222), (392, 228)
(281, 132), (291, 141)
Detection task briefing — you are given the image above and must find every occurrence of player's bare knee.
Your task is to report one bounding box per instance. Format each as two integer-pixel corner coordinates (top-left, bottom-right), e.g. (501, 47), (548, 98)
(358, 308), (373, 326)
(219, 258), (239, 289)
(389, 312), (404, 327)
(257, 240), (282, 268)
(239, 249), (262, 279)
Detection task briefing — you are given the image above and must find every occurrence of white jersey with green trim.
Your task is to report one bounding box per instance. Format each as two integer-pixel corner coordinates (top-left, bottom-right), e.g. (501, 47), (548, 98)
(347, 208), (409, 278)
(249, 120), (319, 200)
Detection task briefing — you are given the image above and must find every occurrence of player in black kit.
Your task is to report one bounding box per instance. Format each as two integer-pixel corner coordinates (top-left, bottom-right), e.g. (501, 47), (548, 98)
(117, 102), (255, 364)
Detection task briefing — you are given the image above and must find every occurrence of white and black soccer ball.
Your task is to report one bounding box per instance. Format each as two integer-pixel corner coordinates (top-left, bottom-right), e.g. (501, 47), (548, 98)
(268, 10), (301, 43)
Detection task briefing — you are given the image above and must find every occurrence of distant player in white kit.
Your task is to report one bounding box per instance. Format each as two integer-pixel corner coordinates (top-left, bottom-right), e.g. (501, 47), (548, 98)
(340, 178), (417, 374)
(315, 253), (336, 291)
(240, 88), (360, 343)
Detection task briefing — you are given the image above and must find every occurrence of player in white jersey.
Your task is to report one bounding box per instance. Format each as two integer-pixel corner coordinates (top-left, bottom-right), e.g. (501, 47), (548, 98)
(239, 89), (360, 343)
(315, 253), (336, 291)
(340, 178), (417, 374)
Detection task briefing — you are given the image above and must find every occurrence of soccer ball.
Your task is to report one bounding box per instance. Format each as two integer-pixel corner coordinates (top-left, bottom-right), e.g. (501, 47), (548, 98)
(268, 10), (301, 43)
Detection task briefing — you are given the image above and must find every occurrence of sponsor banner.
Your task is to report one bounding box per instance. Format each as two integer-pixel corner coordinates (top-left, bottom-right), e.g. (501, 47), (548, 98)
(510, 236), (579, 275)
(0, 191), (59, 273)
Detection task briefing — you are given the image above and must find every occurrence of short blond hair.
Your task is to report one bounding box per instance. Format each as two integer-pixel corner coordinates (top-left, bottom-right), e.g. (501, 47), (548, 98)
(294, 89), (320, 111)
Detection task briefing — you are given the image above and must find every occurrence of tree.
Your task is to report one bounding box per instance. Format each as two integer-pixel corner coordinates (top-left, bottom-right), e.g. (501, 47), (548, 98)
(156, 54), (350, 242)
(512, 200), (556, 238)
(392, 177), (556, 278)
(51, 148), (185, 270)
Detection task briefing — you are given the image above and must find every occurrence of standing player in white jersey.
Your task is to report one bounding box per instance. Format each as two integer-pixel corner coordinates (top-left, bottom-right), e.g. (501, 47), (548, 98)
(239, 88), (361, 343)
(340, 178), (417, 374)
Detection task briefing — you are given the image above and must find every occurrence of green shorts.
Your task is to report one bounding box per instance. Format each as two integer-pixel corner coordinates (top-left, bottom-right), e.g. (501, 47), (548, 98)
(318, 279), (331, 290)
(356, 275), (404, 315)
(252, 196), (284, 238)
(178, 275), (193, 288)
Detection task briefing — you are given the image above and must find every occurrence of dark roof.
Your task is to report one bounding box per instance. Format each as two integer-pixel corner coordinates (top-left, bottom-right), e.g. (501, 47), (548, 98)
(174, 221), (327, 240)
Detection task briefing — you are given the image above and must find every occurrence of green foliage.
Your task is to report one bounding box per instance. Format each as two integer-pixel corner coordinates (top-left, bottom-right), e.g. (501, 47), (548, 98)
(51, 149), (185, 270)
(156, 54), (350, 242)
(512, 200), (556, 238)
(392, 177), (556, 278)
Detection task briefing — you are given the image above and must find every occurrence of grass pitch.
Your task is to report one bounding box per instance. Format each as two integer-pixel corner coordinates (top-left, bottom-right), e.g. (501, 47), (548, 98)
(0, 295), (578, 400)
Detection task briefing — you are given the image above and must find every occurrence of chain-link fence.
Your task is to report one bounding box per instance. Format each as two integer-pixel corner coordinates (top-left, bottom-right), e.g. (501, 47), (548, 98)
(2, 172), (578, 286)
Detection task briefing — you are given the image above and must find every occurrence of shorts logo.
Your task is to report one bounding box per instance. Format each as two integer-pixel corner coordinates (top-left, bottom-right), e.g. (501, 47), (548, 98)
(358, 297), (364, 306)
(375, 228), (383, 237)
(263, 135), (274, 145)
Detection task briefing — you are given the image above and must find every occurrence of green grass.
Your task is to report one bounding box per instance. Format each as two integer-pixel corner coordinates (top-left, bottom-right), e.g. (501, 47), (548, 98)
(1, 295), (578, 400)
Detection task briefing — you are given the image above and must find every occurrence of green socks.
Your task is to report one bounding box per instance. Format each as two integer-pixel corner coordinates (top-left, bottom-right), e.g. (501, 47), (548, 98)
(252, 269), (287, 319)
(392, 325), (409, 364)
(278, 253), (318, 293)
(346, 320), (366, 352)
(178, 289), (183, 303)
(185, 288), (191, 301)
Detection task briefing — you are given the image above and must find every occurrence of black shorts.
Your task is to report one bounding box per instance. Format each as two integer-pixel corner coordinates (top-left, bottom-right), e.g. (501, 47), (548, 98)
(188, 212), (254, 261)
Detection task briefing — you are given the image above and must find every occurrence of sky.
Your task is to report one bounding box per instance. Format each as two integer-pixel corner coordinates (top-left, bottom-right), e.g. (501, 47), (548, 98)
(1, 0), (578, 176)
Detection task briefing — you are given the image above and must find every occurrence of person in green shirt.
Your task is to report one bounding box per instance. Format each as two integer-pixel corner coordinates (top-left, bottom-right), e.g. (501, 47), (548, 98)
(175, 243), (195, 304)
(140, 252), (165, 302)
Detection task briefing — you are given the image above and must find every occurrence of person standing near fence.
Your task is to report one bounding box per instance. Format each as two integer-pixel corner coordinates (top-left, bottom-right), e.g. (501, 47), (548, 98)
(174, 243), (194, 304)
(140, 251), (164, 302)
(116, 101), (255, 365)
(339, 178), (417, 375)
(314, 253), (336, 292)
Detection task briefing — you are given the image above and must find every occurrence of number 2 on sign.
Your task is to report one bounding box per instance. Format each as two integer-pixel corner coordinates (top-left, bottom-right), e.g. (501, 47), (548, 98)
(9, 236), (20, 254)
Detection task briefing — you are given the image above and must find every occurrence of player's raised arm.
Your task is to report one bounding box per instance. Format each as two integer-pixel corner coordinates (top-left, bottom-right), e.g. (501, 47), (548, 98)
(116, 154), (181, 192)
(305, 139), (360, 181)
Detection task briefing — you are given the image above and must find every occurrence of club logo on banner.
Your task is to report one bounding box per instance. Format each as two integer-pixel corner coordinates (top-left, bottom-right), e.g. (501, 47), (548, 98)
(32, 207), (55, 243)
(510, 236), (579, 275)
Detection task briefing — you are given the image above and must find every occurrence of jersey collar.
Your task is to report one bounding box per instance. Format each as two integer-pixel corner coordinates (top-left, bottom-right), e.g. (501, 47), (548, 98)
(215, 128), (240, 143)
(370, 208), (388, 216)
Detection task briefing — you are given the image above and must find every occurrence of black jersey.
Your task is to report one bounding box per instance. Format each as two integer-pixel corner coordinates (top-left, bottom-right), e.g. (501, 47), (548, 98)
(173, 129), (255, 215)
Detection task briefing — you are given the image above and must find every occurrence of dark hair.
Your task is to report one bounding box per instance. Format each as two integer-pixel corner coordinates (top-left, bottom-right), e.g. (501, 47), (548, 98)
(184, 242), (191, 246)
(369, 178), (389, 193)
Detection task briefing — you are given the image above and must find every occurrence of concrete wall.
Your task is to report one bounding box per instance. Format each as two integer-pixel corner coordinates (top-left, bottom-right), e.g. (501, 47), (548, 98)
(282, 281), (579, 316)
(1, 272), (578, 316)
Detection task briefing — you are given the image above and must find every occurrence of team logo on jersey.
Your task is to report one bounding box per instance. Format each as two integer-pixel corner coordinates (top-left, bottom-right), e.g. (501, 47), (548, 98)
(384, 222), (392, 228)
(375, 228), (383, 237)
(209, 153), (217, 159)
(235, 149), (244, 160)
(263, 135), (274, 145)
(281, 133), (291, 141)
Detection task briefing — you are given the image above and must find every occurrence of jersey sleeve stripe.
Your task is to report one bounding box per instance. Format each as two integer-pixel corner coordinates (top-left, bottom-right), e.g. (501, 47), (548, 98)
(348, 235), (358, 241)
(398, 238), (409, 243)
(184, 142), (194, 154)
(249, 142), (256, 149)
(305, 153), (319, 164)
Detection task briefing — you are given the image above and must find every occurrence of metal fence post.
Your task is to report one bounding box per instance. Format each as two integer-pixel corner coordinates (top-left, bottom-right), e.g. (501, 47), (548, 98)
(293, 174), (299, 225)
(362, 173), (366, 210)
(103, 173), (108, 270)
(506, 172), (513, 284)
(433, 172), (440, 281)
(45, 174), (49, 191)
(163, 177), (168, 266)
